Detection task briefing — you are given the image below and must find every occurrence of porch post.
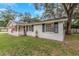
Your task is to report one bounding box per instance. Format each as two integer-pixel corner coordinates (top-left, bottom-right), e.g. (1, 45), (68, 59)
(17, 25), (19, 36)
(23, 26), (26, 36)
(25, 26), (27, 36)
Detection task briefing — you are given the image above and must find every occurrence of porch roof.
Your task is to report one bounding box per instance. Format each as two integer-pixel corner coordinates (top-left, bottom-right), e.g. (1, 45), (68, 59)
(16, 18), (67, 26)
(7, 18), (67, 27)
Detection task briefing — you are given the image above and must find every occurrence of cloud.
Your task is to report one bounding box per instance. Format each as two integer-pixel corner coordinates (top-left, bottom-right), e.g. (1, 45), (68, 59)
(0, 8), (6, 11)
(0, 3), (17, 8)
(0, 4), (16, 12)
(34, 10), (44, 16)
(3, 3), (17, 9)
(4, 3), (16, 6)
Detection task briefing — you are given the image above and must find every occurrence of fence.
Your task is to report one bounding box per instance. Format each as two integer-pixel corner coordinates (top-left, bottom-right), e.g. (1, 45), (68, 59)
(71, 28), (79, 33)
(0, 27), (8, 32)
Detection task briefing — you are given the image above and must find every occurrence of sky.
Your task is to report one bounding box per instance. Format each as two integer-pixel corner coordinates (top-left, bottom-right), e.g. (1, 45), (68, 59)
(0, 3), (44, 17)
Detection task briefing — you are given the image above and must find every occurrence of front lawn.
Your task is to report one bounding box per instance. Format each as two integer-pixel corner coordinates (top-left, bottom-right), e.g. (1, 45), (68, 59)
(0, 33), (79, 56)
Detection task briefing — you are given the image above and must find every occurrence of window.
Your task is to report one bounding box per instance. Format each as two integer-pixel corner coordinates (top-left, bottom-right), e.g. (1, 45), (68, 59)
(46, 23), (54, 32)
(54, 22), (58, 33)
(29, 25), (34, 32)
(42, 23), (58, 33)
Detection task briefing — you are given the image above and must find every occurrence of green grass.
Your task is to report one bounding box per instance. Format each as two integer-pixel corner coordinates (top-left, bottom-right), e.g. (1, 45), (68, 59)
(0, 33), (79, 56)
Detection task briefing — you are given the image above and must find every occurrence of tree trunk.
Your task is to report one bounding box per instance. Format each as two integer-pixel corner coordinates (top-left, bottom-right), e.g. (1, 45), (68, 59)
(62, 3), (77, 35)
(66, 17), (72, 34)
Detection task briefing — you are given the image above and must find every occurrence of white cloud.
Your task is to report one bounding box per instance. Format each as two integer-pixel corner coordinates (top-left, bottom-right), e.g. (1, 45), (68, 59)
(0, 3), (17, 8)
(0, 4), (16, 12)
(0, 8), (6, 12)
(34, 10), (44, 16)
(3, 3), (17, 9)
(4, 3), (16, 6)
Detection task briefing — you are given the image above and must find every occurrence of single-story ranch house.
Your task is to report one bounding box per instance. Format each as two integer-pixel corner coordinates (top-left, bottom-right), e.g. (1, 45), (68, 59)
(7, 18), (67, 41)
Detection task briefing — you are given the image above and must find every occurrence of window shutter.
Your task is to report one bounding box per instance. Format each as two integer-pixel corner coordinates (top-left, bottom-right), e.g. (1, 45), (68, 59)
(54, 22), (58, 33)
(32, 25), (34, 32)
(42, 24), (45, 32)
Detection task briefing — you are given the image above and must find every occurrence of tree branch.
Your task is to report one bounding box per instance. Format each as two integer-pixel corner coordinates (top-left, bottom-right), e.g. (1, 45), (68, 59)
(69, 4), (77, 12)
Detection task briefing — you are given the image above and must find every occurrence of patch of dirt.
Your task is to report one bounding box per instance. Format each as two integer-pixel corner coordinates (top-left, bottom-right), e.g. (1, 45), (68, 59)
(61, 40), (79, 49)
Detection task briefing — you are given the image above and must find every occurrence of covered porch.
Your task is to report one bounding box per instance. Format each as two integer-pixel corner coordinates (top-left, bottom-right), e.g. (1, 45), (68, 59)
(16, 25), (27, 36)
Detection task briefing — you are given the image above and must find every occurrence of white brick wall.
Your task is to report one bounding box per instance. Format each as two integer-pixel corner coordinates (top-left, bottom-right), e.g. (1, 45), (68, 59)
(26, 22), (64, 41)
(8, 22), (65, 41)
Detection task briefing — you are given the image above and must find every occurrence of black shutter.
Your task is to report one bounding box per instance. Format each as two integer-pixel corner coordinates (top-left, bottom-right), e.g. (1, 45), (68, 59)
(54, 22), (58, 33)
(42, 24), (45, 32)
(26, 26), (28, 31)
(32, 25), (34, 32)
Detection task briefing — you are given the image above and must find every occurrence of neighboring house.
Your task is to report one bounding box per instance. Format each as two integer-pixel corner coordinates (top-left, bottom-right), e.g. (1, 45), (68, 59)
(7, 18), (67, 41)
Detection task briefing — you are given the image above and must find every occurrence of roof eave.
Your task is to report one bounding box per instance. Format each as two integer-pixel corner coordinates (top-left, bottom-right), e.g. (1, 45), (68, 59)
(16, 18), (67, 26)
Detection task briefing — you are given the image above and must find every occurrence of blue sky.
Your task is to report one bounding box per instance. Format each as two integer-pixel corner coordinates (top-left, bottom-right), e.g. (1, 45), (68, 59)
(0, 3), (44, 17)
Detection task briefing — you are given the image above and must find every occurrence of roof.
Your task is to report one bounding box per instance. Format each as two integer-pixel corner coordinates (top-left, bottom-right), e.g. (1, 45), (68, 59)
(7, 18), (67, 26)
(43, 17), (67, 21)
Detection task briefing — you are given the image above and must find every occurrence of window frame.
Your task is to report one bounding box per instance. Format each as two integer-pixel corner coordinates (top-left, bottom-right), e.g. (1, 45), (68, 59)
(28, 25), (34, 32)
(42, 22), (58, 33)
(45, 23), (54, 32)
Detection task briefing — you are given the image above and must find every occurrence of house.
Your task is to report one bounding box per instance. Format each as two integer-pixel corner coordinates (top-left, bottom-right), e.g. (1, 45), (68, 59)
(7, 18), (67, 41)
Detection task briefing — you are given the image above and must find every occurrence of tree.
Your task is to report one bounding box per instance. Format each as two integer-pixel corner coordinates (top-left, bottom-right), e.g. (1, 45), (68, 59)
(72, 19), (79, 28)
(34, 3), (78, 35)
(62, 3), (77, 34)
(72, 7), (79, 28)
(34, 3), (65, 19)
(34, 3), (56, 19)
(0, 21), (5, 27)
(0, 8), (17, 26)
(18, 12), (32, 35)
(32, 16), (40, 22)
(19, 12), (32, 22)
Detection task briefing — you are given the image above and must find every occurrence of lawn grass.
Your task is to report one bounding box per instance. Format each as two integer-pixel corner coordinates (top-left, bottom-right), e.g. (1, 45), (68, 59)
(0, 33), (79, 56)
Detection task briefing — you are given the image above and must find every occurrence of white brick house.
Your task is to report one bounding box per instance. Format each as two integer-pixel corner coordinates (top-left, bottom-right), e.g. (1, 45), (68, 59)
(7, 18), (67, 41)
